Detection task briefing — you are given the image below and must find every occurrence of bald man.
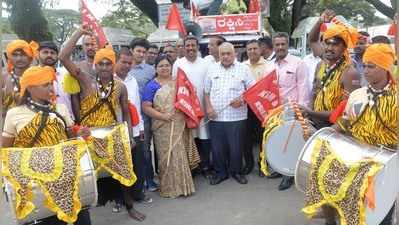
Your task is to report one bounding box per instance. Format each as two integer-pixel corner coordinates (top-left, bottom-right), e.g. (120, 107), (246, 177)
(204, 42), (255, 185)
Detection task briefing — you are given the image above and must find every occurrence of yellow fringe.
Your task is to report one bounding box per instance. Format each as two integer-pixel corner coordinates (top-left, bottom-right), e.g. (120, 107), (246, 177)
(63, 73), (81, 94)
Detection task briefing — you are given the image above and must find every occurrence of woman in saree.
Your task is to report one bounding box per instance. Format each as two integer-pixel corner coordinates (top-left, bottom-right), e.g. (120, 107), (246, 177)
(142, 55), (200, 198)
(1, 66), (92, 225)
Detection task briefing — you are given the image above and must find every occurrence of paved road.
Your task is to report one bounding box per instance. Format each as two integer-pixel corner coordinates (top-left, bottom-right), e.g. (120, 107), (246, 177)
(1, 172), (326, 225)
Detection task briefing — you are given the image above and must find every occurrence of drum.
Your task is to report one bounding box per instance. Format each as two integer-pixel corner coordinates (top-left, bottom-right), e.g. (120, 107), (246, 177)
(89, 123), (132, 179)
(295, 127), (399, 225)
(4, 149), (98, 225)
(264, 103), (315, 176)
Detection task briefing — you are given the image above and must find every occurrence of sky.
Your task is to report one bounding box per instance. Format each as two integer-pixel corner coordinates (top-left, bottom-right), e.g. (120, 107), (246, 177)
(52, 0), (393, 20)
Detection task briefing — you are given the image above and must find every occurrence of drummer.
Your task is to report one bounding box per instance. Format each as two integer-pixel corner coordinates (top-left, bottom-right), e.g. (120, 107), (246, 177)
(2, 40), (38, 116)
(324, 44), (399, 225)
(1, 66), (92, 225)
(59, 25), (146, 221)
(301, 9), (361, 129)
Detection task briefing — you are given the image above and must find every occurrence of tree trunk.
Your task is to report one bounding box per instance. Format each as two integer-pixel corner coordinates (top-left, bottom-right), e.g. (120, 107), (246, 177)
(290, 0), (307, 34)
(365, 0), (395, 19)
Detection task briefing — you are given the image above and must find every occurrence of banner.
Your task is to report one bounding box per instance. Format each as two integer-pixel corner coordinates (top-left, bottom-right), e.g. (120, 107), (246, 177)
(195, 13), (261, 35)
(80, 0), (108, 48)
(174, 68), (204, 128)
(243, 70), (280, 124)
(166, 3), (187, 36)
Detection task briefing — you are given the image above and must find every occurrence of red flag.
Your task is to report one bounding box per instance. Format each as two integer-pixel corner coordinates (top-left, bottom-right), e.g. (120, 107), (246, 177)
(388, 23), (396, 36)
(191, 1), (201, 18)
(80, 0), (108, 48)
(166, 3), (187, 37)
(243, 70), (280, 125)
(174, 68), (204, 128)
(248, 0), (260, 13)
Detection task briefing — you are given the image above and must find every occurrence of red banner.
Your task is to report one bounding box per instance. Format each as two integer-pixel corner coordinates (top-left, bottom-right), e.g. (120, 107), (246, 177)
(243, 70), (280, 125)
(80, 0), (108, 48)
(166, 3), (187, 36)
(174, 68), (204, 128)
(195, 13), (260, 35)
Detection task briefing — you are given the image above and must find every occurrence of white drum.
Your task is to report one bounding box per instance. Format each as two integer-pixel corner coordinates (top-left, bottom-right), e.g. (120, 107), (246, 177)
(5, 150), (97, 225)
(264, 104), (315, 176)
(295, 127), (399, 225)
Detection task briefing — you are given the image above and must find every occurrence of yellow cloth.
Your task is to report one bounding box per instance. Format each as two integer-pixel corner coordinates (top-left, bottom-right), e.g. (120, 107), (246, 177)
(79, 80), (122, 127)
(63, 73), (81, 94)
(314, 61), (349, 111)
(338, 85), (399, 148)
(302, 138), (382, 225)
(6, 40), (38, 73)
(1, 140), (87, 223)
(20, 66), (56, 97)
(363, 44), (395, 72)
(94, 46), (116, 65)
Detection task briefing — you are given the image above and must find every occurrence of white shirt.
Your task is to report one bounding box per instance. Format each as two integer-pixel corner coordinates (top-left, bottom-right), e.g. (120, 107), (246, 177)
(119, 74), (144, 137)
(204, 62), (255, 122)
(303, 53), (321, 89)
(173, 56), (210, 139)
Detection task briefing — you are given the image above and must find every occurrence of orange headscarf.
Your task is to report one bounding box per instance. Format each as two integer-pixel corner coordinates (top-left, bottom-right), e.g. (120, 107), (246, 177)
(6, 40), (39, 73)
(323, 24), (358, 61)
(363, 44), (395, 72)
(94, 45), (116, 65)
(20, 66), (56, 97)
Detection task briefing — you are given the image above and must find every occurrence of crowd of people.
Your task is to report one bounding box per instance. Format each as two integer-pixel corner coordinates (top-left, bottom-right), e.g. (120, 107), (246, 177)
(1, 8), (398, 225)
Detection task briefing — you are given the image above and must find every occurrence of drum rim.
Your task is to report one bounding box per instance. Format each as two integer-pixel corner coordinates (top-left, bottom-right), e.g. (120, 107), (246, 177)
(294, 127), (335, 192)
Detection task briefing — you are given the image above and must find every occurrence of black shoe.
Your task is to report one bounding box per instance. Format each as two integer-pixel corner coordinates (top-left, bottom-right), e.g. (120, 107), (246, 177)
(241, 166), (254, 175)
(201, 169), (214, 179)
(232, 174), (248, 184)
(267, 171), (282, 179)
(210, 175), (228, 185)
(278, 176), (294, 191)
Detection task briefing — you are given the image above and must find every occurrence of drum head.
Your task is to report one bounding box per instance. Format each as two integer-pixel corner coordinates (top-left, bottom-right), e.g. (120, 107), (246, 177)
(265, 120), (311, 176)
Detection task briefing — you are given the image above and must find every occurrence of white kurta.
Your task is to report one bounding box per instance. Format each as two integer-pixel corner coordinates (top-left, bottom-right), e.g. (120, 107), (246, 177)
(173, 57), (210, 139)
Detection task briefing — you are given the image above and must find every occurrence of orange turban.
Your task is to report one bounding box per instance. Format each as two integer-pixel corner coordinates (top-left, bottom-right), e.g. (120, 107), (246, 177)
(323, 24), (358, 49)
(20, 66), (56, 97)
(6, 40), (39, 73)
(94, 46), (116, 65)
(363, 44), (395, 72)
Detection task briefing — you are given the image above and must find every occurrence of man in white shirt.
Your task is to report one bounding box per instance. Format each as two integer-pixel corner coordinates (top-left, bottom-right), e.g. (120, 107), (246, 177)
(115, 48), (151, 212)
(204, 42), (255, 185)
(303, 52), (322, 89)
(204, 35), (226, 65)
(173, 35), (212, 177)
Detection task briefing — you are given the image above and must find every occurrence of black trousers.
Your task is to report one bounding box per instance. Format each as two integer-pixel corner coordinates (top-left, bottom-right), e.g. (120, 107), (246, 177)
(30, 209), (91, 225)
(194, 138), (212, 170)
(209, 120), (246, 178)
(243, 109), (262, 171)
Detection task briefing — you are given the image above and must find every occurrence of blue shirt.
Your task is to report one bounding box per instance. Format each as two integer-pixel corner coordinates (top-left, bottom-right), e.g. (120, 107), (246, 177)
(142, 79), (161, 103)
(127, 63), (156, 98)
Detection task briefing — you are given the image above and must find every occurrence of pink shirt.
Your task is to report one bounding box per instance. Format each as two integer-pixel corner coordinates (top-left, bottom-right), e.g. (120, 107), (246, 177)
(274, 54), (310, 106)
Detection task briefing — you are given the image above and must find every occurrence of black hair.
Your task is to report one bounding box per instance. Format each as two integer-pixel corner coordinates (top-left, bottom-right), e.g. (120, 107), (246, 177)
(129, 38), (150, 50)
(371, 35), (391, 44)
(210, 35), (226, 46)
(149, 44), (159, 50)
(246, 39), (260, 47)
(183, 35), (199, 46)
(358, 31), (370, 37)
(258, 36), (273, 49)
(154, 55), (173, 68)
(272, 32), (289, 42)
(39, 41), (59, 53)
(116, 47), (133, 61)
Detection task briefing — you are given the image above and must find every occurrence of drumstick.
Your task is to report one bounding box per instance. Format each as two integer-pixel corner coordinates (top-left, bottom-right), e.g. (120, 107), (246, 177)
(282, 119), (296, 154)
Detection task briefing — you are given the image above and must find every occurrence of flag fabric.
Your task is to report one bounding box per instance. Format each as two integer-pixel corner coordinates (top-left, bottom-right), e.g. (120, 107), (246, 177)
(388, 23), (396, 36)
(166, 3), (187, 37)
(248, 0), (260, 13)
(320, 16), (346, 33)
(174, 68), (204, 128)
(80, 0), (108, 48)
(243, 70), (280, 125)
(191, 1), (201, 18)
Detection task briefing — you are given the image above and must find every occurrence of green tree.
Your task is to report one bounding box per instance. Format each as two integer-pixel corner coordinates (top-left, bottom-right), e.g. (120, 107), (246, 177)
(44, 9), (80, 45)
(5, 0), (53, 42)
(101, 0), (156, 38)
(365, 0), (396, 19)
